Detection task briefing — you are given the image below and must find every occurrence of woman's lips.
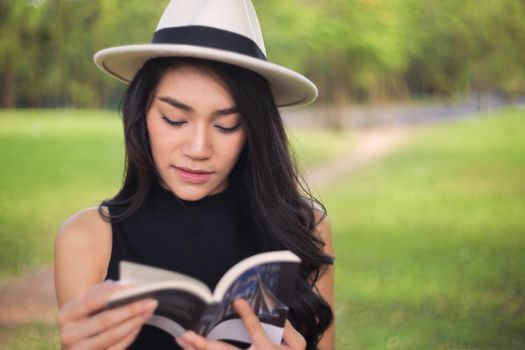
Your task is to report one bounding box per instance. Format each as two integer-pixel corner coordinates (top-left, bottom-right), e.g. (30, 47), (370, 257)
(174, 167), (213, 184)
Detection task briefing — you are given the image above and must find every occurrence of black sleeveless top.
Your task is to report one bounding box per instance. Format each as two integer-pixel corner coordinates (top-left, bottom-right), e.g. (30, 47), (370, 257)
(105, 182), (259, 349)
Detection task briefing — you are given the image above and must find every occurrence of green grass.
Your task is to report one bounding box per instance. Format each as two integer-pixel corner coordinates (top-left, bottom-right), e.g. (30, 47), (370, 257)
(0, 108), (354, 349)
(322, 108), (525, 349)
(0, 109), (125, 279)
(288, 128), (356, 169)
(0, 323), (58, 350)
(2, 107), (524, 349)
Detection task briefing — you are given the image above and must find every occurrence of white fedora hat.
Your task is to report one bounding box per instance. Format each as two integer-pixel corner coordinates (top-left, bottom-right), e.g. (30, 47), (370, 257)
(94, 0), (317, 107)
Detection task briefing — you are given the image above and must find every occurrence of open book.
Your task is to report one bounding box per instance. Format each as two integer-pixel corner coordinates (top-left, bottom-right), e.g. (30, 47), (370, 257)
(106, 250), (301, 347)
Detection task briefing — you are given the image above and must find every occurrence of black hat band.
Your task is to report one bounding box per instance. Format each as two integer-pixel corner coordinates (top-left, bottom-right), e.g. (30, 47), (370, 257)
(152, 25), (267, 61)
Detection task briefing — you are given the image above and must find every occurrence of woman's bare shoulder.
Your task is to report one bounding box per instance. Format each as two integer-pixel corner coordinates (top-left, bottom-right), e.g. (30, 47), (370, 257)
(55, 207), (113, 305)
(57, 207), (112, 248)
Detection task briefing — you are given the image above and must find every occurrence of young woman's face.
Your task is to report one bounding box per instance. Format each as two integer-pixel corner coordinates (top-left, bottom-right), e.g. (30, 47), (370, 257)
(146, 64), (247, 201)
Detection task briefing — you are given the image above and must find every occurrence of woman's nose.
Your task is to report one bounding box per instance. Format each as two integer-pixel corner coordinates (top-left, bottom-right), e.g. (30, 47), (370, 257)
(182, 125), (212, 160)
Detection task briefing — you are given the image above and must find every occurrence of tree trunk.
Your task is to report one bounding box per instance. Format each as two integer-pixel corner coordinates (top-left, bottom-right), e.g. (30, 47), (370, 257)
(0, 68), (16, 108)
(331, 79), (348, 130)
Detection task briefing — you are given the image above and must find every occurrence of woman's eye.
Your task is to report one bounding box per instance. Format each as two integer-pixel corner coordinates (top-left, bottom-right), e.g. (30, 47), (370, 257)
(216, 123), (242, 134)
(161, 114), (185, 127)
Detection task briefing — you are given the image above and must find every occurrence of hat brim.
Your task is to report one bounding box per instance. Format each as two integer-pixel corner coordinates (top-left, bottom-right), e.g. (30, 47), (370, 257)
(94, 44), (317, 108)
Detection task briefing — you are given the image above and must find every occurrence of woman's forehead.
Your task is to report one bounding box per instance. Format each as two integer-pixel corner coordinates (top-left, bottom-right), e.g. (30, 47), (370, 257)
(155, 64), (234, 107)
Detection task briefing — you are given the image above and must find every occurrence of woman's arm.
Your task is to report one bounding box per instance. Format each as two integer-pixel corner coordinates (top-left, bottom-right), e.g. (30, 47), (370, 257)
(55, 207), (112, 306)
(314, 215), (335, 350)
(54, 208), (157, 349)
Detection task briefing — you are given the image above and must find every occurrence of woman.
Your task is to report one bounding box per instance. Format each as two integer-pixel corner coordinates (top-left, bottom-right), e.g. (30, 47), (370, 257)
(55, 1), (334, 349)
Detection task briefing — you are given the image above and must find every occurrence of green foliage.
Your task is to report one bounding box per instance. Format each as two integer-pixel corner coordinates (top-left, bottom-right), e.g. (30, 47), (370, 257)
(405, 0), (525, 95)
(323, 108), (525, 348)
(0, 0), (166, 108)
(1, 0), (525, 108)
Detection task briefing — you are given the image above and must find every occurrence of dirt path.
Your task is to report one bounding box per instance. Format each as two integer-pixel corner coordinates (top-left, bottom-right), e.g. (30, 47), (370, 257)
(0, 267), (56, 325)
(0, 126), (412, 326)
(305, 126), (410, 188)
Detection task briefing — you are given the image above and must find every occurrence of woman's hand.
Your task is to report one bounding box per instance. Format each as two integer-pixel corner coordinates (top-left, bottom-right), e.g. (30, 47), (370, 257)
(176, 298), (306, 350)
(57, 280), (158, 350)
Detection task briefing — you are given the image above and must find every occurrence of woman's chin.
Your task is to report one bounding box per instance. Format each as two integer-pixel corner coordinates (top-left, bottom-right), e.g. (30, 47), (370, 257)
(166, 184), (219, 202)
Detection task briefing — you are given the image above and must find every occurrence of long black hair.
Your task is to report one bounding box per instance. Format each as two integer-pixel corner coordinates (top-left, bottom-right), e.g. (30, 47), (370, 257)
(99, 57), (333, 348)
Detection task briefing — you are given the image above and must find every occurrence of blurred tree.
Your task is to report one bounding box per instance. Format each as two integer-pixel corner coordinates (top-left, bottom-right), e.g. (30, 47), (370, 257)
(0, 0), (165, 108)
(91, 0), (167, 107)
(403, 0), (525, 98)
(1, 0), (524, 110)
(0, 0), (45, 107)
(467, 0), (525, 98)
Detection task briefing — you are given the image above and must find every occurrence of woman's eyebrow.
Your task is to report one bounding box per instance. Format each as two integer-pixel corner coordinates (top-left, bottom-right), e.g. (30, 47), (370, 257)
(213, 106), (239, 116)
(158, 96), (193, 112)
(158, 96), (238, 116)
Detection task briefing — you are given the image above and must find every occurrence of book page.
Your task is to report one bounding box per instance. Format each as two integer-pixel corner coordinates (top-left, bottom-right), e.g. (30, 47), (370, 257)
(107, 287), (210, 337)
(202, 252), (300, 346)
(213, 250), (300, 299)
(105, 261), (216, 338)
(120, 261), (209, 290)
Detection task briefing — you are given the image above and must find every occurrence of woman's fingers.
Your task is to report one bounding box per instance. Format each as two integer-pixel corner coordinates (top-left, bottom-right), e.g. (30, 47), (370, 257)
(175, 336), (195, 350)
(177, 331), (236, 350)
(106, 329), (140, 350)
(56, 280), (161, 349)
(58, 281), (127, 324)
(281, 320), (306, 350)
(176, 333), (200, 350)
(233, 298), (273, 349)
(78, 306), (155, 349)
(61, 297), (158, 345)
(234, 300), (306, 349)
(176, 300), (303, 350)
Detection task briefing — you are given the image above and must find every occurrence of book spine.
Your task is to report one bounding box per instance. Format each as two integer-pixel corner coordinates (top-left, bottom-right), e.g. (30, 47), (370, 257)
(194, 303), (221, 336)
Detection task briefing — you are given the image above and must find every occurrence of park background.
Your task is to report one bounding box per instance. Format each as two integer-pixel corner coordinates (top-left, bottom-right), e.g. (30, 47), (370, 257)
(1, 0), (524, 349)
